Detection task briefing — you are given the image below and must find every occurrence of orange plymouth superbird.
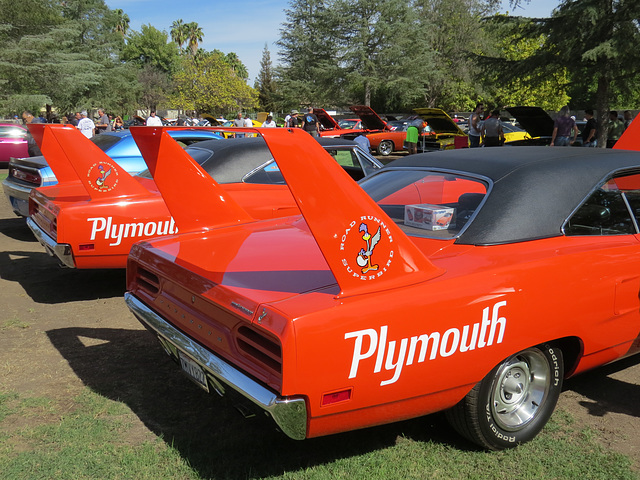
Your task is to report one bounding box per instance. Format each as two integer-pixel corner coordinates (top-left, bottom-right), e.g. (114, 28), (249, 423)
(25, 125), (381, 269)
(125, 125), (640, 450)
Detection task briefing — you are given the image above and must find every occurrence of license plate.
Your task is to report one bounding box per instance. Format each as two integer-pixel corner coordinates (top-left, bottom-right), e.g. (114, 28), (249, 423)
(179, 351), (209, 392)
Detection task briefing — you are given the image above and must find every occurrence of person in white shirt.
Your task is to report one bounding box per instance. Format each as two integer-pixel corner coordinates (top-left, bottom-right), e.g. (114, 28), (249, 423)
(261, 115), (276, 127)
(244, 115), (253, 127)
(146, 111), (163, 126)
(77, 111), (95, 138)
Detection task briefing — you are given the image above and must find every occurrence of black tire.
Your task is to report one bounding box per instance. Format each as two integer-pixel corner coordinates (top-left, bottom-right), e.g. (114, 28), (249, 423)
(445, 344), (563, 450)
(377, 140), (394, 156)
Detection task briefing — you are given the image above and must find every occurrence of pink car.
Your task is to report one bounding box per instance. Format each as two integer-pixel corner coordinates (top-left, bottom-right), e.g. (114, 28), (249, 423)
(0, 123), (28, 165)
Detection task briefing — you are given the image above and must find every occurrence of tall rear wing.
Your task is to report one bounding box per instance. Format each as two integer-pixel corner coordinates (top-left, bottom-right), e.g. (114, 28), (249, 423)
(130, 126), (253, 232)
(28, 124), (149, 198)
(132, 126), (443, 298)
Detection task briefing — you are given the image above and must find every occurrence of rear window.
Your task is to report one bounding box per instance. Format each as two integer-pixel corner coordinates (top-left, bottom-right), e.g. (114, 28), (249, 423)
(91, 134), (122, 152)
(361, 169), (488, 239)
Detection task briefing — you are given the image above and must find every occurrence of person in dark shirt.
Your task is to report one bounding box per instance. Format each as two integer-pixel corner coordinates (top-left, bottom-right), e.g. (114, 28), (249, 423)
(582, 109), (597, 147)
(301, 107), (320, 137)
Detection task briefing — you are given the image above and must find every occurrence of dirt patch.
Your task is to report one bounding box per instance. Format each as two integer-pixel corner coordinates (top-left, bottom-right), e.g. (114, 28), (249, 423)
(0, 169), (639, 471)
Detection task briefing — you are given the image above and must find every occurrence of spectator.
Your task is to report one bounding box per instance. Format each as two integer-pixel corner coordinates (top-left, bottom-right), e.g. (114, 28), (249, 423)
(233, 112), (245, 138)
(404, 120), (422, 155)
(582, 109), (597, 147)
(624, 110), (634, 130)
(550, 106), (579, 146)
(262, 115), (276, 127)
(301, 107), (320, 137)
(481, 109), (505, 147)
(97, 109), (111, 132)
(288, 110), (299, 128)
(468, 103), (483, 148)
(354, 134), (370, 152)
(607, 110), (625, 148)
(113, 116), (124, 131)
(77, 110), (96, 138)
(22, 110), (44, 156)
(146, 110), (163, 126)
(244, 114), (253, 128)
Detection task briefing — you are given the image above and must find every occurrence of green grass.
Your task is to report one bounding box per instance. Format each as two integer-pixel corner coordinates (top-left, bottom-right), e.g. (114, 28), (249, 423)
(0, 173), (6, 182)
(0, 388), (636, 480)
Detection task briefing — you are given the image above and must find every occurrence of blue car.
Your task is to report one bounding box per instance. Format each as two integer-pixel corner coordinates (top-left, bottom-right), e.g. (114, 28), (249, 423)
(3, 129), (223, 217)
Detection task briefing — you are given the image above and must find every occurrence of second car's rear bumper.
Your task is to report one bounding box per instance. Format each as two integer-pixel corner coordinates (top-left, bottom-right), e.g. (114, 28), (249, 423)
(124, 292), (308, 440)
(26, 217), (75, 268)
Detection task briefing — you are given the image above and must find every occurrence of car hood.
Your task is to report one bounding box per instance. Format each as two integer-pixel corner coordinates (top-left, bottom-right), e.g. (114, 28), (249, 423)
(313, 109), (341, 131)
(349, 105), (388, 131)
(413, 108), (465, 135)
(505, 106), (555, 138)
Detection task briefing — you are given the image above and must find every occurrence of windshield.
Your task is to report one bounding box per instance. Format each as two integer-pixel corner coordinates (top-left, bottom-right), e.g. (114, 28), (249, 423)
(361, 169), (488, 239)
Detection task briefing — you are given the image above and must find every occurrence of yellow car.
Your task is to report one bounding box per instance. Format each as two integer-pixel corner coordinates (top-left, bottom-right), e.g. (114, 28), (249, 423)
(413, 108), (469, 150)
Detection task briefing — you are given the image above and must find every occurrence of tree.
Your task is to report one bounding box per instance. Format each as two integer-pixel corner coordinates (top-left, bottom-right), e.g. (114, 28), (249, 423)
(224, 52), (249, 80)
(277, 0), (344, 107)
(170, 19), (187, 52)
(138, 64), (171, 112)
(113, 8), (130, 37)
(122, 24), (180, 73)
(170, 53), (258, 114)
(185, 22), (204, 57)
(0, 0), (128, 116)
(491, 0), (640, 146)
(255, 44), (277, 112)
(484, 18), (570, 110)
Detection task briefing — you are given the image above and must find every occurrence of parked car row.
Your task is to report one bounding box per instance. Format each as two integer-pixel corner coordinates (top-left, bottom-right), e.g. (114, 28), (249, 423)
(9, 121), (640, 453)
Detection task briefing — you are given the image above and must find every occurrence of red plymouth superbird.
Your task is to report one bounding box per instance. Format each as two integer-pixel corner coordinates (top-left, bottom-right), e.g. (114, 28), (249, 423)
(25, 125), (380, 269)
(125, 124), (640, 450)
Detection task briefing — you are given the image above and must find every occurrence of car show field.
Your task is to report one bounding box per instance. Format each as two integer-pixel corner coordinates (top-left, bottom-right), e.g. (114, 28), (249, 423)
(2, 127), (640, 478)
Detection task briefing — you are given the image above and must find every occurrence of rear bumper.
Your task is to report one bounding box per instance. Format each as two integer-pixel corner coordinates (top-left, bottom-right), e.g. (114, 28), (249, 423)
(26, 217), (75, 268)
(2, 179), (31, 216)
(124, 292), (308, 440)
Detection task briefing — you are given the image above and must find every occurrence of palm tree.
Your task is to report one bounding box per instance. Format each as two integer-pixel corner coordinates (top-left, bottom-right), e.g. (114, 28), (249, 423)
(226, 52), (248, 80)
(113, 9), (130, 37)
(185, 22), (204, 57)
(170, 19), (187, 52)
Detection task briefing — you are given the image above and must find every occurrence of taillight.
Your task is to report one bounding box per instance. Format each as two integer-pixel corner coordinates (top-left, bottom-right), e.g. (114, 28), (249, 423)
(10, 167), (41, 185)
(237, 326), (282, 374)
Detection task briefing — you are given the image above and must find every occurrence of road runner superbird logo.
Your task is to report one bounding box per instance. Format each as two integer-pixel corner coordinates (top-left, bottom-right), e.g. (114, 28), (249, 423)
(340, 217), (394, 280)
(88, 216), (178, 246)
(87, 161), (119, 192)
(344, 300), (507, 386)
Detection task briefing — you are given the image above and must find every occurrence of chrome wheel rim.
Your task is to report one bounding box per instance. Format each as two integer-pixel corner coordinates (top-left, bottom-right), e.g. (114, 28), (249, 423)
(490, 349), (550, 431)
(379, 141), (393, 155)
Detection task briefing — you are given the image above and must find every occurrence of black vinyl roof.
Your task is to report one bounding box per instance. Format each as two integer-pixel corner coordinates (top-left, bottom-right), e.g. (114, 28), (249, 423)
(380, 146), (640, 245)
(185, 136), (364, 184)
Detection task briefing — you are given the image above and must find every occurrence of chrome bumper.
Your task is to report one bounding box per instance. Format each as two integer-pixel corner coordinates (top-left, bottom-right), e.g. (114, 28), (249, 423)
(124, 292), (308, 440)
(2, 179), (31, 216)
(26, 217), (75, 268)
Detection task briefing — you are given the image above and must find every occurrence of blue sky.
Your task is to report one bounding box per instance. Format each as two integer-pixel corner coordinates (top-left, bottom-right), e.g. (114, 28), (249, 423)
(104, 0), (559, 84)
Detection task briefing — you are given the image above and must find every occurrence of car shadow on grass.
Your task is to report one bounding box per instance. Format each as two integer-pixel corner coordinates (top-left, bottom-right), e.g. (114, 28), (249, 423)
(46, 326), (473, 479)
(563, 353), (640, 419)
(0, 249), (126, 303)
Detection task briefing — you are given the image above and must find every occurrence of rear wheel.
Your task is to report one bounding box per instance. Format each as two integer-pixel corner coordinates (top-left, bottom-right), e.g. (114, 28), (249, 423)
(377, 140), (394, 156)
(446, 344), (563, 450)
